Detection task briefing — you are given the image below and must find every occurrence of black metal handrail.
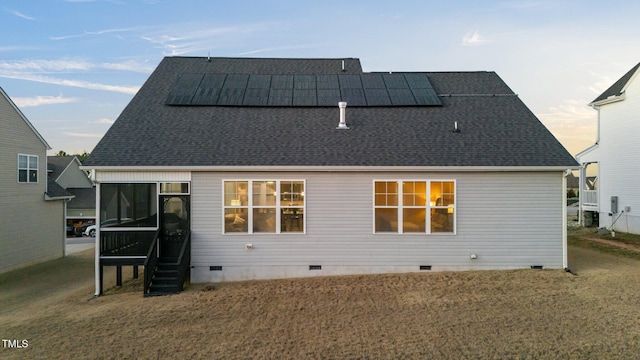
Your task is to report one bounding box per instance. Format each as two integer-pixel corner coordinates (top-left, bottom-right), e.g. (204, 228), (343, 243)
(100, 230), (157, 257)
(143, 230), (161, 295)
(175, 230), (191, 292)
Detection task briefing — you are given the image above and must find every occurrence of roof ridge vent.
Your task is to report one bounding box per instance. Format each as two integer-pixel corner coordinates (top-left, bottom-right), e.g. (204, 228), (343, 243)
(337, 102), (349, 129)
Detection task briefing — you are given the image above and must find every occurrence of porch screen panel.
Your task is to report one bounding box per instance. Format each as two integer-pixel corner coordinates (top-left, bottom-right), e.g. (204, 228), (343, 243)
(100, 183), (158, 228)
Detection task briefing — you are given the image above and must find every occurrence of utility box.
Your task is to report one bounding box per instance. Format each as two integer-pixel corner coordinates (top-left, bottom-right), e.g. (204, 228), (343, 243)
(611, 196), (618, 213)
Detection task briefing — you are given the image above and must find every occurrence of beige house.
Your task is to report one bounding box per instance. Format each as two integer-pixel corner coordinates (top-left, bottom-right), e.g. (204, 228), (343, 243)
(0, 87), (71, 274)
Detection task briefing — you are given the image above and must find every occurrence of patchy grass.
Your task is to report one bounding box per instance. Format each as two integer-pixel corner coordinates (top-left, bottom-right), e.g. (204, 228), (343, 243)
(568, 227), (640, 261)
(2, 242), (640, 359)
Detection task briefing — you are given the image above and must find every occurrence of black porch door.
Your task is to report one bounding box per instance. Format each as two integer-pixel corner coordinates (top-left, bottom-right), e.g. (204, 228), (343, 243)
(160, 195), (190, 261)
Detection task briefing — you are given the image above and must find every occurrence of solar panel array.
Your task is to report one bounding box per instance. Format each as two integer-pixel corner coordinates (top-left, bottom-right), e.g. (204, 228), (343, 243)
(166, 73), (442, 107)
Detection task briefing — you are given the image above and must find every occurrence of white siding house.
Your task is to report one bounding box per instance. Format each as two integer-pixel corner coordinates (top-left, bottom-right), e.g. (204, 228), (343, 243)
(84, 57), (578, 295)
(576, 62), (640, 234)
(0, 87), (70, 274)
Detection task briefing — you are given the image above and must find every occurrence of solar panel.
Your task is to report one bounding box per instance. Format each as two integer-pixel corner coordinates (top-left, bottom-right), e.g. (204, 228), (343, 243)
(223, 74), (249, 88)
(338, 74), (362, 89)
(411, 88), (442, 106)
(341, 88), (367, 106)
(293, 89), (318, 106)
(360, 73), (386, 89)
(166, 73), (203, 104)
(317, 74), (339, 89)
(271, 75), (294, 89)
(191, 73), (225, 105)
(382, 73), (409, 89)
(217, 87), (246, 106)
(294, 75), (316, 89)
(317, 89), (341, 106)
(247, 74), (272, 89)
(243, 88), (269, 106)
(404, 73), (433, 89)
(364, 88), (392, 106)
(388, 88), (417, 105)
(268, 89), (293, 106)
(166, 72), (442, 107)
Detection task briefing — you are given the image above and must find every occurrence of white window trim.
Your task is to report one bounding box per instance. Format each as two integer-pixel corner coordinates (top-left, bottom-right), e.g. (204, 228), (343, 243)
(17, 154), (38, 183)
(373, 179), (456, 235)
(159, 182), (191, 195)
(222, 179), (306, 235)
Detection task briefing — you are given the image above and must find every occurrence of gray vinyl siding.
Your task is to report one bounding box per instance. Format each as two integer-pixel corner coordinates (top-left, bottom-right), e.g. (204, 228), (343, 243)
(56, 163), (93, 189)
(0, 91), (64, 274)
(190, 171), (563, 280)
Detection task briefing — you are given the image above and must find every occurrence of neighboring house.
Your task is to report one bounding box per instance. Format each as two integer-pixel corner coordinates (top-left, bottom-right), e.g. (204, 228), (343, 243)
(48, 156), (96, 232)
(566, 172), (579, 197)
(0, 87), (72, 274)
(83, 57), (579, 296)
(576, 62), (640, 234)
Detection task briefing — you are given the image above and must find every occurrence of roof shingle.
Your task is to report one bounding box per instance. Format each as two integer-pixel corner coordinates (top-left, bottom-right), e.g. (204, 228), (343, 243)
(85, 56), (578, 169)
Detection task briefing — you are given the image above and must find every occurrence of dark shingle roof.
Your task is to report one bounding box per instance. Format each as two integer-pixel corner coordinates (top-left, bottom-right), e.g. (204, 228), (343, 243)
(591, 62), (640, 104)
(46, 177), (72, 199)
(66, 187), (96, 209)
(47, 156), (75, 180)
(85, 56), (578, 168)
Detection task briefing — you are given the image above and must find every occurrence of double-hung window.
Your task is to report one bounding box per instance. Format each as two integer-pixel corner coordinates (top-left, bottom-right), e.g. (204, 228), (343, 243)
(224, 180), (305, 234)
(374, 180), (455, 234)
(18, 154), (38, 183)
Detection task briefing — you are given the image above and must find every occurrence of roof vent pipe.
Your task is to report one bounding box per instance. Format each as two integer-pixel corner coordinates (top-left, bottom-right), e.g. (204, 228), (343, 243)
(341, 60), (345, 72)
(337, 102), (349, 129)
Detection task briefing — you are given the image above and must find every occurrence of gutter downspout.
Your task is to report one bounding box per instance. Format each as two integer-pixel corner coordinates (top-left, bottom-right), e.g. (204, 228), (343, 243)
(563, 170), (569, 270)
(93, 174), (101, 296)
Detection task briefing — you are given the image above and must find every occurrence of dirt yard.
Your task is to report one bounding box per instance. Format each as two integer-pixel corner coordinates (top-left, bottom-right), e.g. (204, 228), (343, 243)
(2, 231), (640, 359)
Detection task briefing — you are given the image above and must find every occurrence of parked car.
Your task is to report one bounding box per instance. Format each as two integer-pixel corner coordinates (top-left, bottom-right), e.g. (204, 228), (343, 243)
(75, 222), (95, 237)
(84, 224), (97, 237)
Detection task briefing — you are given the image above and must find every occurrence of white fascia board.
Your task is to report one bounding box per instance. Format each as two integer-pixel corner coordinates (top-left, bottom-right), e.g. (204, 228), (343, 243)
(575, 143), (599, 160)
(45, 194), (74, 201)
(589, 93), (625, 107)
(83, 165), (581, 172)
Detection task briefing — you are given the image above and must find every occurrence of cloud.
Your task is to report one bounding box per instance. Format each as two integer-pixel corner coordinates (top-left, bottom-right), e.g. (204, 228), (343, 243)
(0, 58), (152, 73)
(94, 118), (115, 124)
(50, 27), (141, 41)
(462, 31), (489, 46)
(140, 24), (267, 56)
(536, 99), (598, 154)
(0, 72), (139, 94)
(0, 59), (148, 94)
(63, 132), (105, 138)
(235, 44), (319, 56)
(12, 94), (78, 107)
(8, 10), (35, 20)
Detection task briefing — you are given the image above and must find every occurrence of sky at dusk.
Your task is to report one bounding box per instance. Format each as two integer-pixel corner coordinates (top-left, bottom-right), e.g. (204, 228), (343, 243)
(1, 0), (639, 156)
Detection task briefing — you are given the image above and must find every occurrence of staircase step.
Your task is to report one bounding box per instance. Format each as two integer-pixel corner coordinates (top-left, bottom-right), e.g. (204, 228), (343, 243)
(152, 276), (178, 284)
(149, 283), (180, 293)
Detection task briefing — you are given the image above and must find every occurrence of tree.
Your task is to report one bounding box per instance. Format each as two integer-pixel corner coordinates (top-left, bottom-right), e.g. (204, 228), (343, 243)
(55, 150), (90, 163)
